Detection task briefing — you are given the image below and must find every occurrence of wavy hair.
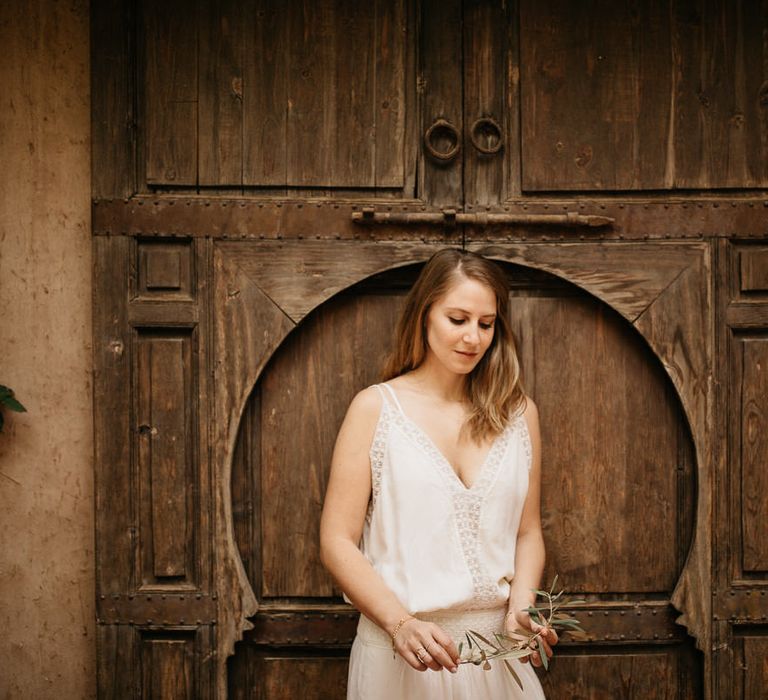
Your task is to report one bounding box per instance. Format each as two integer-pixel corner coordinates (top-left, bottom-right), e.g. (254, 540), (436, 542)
(381, 249), (526, 441)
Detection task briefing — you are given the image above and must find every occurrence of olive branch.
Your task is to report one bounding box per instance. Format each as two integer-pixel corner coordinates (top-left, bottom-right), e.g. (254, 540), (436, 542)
(457, 575), (587, 690)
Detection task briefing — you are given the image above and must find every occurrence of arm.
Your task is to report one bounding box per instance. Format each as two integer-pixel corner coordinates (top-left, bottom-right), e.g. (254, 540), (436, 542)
(319, 386), (460, 673)
(505, 396), (558, 666)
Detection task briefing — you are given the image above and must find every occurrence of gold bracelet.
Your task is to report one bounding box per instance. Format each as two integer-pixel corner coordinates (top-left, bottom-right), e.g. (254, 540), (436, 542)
(391, 615), (415, 648)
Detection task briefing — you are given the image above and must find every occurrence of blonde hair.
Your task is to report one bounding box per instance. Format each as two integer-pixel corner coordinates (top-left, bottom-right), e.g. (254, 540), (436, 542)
(381, 249), (527, 440)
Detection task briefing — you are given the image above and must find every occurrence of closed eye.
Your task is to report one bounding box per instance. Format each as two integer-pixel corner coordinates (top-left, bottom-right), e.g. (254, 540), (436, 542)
(449, 318), (494, 330)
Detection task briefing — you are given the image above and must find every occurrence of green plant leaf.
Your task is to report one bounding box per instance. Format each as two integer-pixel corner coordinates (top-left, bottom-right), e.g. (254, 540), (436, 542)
(537, 638), (549, 670)
(503, 660), (523, 690)
(468, 629), (498, 651)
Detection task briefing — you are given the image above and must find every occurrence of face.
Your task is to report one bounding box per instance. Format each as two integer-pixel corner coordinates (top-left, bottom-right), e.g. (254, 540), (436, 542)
(424, 275), (497, 375)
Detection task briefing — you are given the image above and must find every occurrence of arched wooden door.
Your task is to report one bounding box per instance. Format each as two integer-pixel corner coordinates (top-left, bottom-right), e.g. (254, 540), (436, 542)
(92, 0), (768, 697)
(214, 244), (707, 698)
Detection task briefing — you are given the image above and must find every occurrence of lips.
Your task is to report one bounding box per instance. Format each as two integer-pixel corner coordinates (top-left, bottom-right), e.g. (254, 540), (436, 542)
(455, 350), (478, 357)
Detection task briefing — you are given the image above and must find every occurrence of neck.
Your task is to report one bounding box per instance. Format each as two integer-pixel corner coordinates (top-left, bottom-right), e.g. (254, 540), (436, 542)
(406, 355), (469, 403)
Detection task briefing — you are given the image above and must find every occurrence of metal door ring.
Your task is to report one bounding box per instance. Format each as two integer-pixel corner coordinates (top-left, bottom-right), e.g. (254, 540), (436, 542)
(424, 119), (461, 162)
(470, 117), (503, 154)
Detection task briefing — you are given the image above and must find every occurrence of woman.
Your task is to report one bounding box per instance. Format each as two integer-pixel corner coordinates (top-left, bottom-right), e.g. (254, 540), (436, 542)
(320, 249), (557, 698)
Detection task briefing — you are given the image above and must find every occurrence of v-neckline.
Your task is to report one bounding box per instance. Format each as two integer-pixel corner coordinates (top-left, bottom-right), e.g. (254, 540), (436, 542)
(382, 383), (507, 492)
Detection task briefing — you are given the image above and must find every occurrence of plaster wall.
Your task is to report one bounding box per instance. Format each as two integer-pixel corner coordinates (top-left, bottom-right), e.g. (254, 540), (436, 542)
(0, 1), (95, 698)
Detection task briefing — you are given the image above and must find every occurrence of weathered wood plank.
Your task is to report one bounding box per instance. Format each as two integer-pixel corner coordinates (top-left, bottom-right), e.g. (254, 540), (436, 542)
(91, 0), (135, 198)
(243, 0), (288, 187)
(420, 0), (463, 206)
(225, 240), (457, 322)
(285, 0), (336, 187)
(136, 333), (193, 582)
(739, 248), (768, 293)
(520, 0), (672, 190)
(97, 624), (137, 700)
(143, 0), (198, 186)
(92, 196), (768, 240)
(94, 236), (133, 592)
(331, 0), (375, 186)
(740, 338), (768, 572)
(512, 294), (684, 592)
(212, 245), (295, 696)
(464, 0), (507, 206)
(259, 293), (403, 597)
(229, 653), (349, 700)
(199, 0), (243, 186)
(672, 0), (768, 188)
(374, 0), (407, 188)
(471, 241), (696, 322)
(140, 632), (195, 699)
(744, 636), (768, 699)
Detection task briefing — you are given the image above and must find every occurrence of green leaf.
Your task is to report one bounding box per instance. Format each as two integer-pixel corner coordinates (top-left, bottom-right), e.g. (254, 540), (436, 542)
(537, 638), (549, 671)
(468, 629), (498, 651)
(458, 641), (463, 657)
(503, 660), (524, 690)
(549, 574), (558, 595)
(0, 386), (25, 412)
(465, 632), (474, 650)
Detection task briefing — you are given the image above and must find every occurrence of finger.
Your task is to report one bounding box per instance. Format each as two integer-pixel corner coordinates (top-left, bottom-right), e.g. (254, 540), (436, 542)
(547, 627), (559, 645)
(538, 637), (553, 659)
(424, 639), (458, 672)
(530, 649), (542, 667)
(415, 647), (442, 672)
(405, 650), (428, 672)
(431, 628), (461, 664)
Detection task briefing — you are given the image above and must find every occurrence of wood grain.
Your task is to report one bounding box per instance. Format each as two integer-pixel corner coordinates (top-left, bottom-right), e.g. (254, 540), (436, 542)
(520, 0), (672, 190)
(142, 0), (198, 186)
(259, 292), (403, 597)
(199, 0), (243, 186)
(740, 338), (768, 572)
(420, 0), (464, 206)
(136, 332), (194, 583)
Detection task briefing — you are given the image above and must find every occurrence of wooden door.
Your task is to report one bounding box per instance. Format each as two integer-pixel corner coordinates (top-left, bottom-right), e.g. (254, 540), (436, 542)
(92, 1), (768, 698)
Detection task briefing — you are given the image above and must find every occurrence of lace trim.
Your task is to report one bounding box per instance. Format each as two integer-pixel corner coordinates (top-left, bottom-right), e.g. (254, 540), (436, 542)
(516, 414), (532, 472)
(367, 388), (390, 519)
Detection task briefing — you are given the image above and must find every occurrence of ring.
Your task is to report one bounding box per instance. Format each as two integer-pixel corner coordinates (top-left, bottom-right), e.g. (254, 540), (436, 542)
(415, 646), (428, 663)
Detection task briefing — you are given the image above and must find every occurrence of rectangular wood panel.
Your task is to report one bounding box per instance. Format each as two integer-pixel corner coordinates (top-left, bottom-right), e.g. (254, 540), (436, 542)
(743, 636), (768, 699)
(740, 248), (768, 294)
(672, 0), (768, 189)
(520, 0), (768, 191)
(228, 652), (349, 700)
(741, 338), (768, 572)
(539, 646), (701, 699)
(142, 0), (198, 186)
(141, 631), (197, 700)
(520, 0), (672, 191)
(136, 330), (197, 584)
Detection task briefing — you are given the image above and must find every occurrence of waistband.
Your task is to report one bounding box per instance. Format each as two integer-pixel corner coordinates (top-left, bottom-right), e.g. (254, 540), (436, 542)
(356, 606), (508, 650)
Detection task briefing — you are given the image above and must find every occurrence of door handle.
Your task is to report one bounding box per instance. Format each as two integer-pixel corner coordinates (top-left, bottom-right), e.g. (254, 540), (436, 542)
(423, 118), (461, 162)
(469, 117), (503, 154)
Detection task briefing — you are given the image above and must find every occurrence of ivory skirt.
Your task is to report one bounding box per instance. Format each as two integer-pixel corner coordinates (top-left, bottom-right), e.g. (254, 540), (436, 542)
(347, 607), (546, 699)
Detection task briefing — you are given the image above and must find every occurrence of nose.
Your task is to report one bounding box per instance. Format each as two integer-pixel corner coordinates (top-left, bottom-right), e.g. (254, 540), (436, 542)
(463, 323), (481, 345)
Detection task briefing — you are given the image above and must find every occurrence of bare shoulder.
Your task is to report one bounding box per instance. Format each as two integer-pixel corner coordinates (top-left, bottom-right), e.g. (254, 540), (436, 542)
(520, 394), (540, 434)
(339, 384), (384, 437)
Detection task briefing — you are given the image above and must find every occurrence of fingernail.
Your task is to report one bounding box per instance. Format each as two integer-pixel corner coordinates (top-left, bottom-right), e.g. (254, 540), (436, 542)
(450, 667), (458, 673)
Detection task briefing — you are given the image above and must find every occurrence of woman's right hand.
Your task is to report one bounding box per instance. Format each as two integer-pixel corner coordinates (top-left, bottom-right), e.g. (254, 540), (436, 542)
(392, 618), (461, 673)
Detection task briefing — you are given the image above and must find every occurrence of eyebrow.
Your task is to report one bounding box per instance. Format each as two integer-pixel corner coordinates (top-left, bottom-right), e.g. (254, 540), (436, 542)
(445, 307), (497, 318)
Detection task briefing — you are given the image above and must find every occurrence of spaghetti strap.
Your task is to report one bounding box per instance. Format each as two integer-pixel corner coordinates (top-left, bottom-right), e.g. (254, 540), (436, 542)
(378, 382), (406, 416)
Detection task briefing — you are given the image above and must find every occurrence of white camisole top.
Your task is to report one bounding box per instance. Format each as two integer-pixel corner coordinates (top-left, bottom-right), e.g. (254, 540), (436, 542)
(358, 382), (533, 615)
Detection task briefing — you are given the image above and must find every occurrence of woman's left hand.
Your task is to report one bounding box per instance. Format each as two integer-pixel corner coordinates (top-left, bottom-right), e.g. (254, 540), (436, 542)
(505, 608), (559, 668)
